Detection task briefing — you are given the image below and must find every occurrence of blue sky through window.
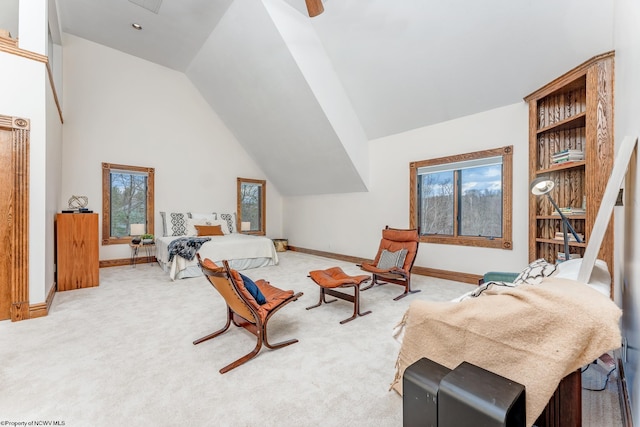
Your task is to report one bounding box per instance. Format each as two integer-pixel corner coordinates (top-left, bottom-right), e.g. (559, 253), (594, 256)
(461, 165), (502, 194)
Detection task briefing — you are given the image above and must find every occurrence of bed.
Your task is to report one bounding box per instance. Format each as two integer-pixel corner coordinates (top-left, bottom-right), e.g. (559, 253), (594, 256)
(391, 258), (621, 426)
(157, 211), (279, 280)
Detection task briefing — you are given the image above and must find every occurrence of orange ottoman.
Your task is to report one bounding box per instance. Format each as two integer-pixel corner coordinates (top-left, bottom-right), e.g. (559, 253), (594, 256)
(306, 267), (371, 324)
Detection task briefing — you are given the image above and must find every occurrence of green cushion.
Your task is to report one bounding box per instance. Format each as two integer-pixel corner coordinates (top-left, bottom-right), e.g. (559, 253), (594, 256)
(482, 271), (519, 283)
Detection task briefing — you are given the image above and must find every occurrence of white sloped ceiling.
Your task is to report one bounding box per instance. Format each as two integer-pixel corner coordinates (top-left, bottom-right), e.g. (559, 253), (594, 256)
(57, 0), (615, 196)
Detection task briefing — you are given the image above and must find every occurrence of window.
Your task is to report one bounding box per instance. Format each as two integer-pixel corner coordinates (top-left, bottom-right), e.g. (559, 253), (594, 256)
(102, 163), (154, 245)
(410, 146), (512, 249)
(237, 178), (266, 236)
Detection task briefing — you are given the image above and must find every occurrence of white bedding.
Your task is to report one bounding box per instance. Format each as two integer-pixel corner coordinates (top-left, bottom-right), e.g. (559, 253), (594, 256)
(156, 234), (279, 280)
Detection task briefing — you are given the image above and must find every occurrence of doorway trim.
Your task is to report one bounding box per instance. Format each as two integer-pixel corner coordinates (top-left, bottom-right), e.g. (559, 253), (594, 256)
(0, 115), (30, 321)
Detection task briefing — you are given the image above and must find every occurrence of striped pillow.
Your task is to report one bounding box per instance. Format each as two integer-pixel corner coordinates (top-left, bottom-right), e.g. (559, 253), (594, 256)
(377, 248), (408, 270)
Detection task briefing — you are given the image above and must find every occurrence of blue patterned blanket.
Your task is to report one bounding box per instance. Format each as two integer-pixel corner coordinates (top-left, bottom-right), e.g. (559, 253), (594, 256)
(168, 237), (211, 262)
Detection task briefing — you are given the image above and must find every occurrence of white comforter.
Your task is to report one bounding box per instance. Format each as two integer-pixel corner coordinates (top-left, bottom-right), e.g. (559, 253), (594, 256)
(156, 234), (279, 280)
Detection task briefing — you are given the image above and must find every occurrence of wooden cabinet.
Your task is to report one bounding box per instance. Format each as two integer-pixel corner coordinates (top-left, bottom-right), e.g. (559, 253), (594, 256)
(56, 213), (99, 291)
(524, 51), (614, 296)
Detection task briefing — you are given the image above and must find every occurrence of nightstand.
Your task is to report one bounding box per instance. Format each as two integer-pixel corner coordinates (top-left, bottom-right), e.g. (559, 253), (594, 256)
(129, 241), (156, 267)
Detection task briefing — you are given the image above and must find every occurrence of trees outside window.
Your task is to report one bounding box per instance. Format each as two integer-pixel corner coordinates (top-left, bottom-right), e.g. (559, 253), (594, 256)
(102, 163), (154, 245)
(410, 146), (512, 249)
(237, 178), (266, 235)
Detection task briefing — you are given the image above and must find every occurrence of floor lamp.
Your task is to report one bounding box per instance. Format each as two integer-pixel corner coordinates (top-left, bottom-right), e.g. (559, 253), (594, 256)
(530, 177), (583, 261)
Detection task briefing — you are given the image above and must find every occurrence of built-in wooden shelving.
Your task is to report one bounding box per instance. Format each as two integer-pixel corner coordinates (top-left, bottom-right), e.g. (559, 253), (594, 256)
(524, 51), (614, 298)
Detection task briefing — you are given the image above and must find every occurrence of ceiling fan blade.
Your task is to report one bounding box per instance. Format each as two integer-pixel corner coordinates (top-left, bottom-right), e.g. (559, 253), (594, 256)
(305, 0), (324, 17)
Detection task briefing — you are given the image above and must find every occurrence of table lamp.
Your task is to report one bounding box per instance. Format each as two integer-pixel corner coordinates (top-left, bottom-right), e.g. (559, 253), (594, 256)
(130, 223), (145, 243)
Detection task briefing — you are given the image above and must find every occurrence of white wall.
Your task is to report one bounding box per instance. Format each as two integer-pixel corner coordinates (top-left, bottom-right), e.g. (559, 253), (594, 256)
(46, 69), (63, 300)
(284, 102), (530, 275)
(0, 55), (52, 306)
(18, 0), (47, 55)
(0, 40), (56, 305)
(0, 0), (19, 38)
(614, 0), (640, 418)
(61, 34), (283, 261)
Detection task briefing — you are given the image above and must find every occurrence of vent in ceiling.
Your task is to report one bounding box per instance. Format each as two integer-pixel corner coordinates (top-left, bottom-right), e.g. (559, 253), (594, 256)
(128, 0), (163, 14)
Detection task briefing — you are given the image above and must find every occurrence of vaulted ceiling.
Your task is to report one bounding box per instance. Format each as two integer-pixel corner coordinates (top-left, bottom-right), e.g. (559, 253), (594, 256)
(55, 0), (615, 195)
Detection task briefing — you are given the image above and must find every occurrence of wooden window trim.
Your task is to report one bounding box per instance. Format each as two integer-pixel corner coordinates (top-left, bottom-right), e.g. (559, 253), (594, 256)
(237, 177), (266, 236)
(410, 146), (513, 250)
(102, 163), (155, 245)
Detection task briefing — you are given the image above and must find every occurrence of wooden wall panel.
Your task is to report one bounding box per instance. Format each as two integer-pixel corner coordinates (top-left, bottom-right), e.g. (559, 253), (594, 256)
(0, 115), (30, 321)
(0, 121), (12, 320)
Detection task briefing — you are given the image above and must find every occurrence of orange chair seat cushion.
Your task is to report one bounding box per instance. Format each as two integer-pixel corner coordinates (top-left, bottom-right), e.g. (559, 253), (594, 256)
(256, 280), (295, 312)
(201, 257), (224, 272)
(309, 267), (371, 289)
(229, 269), (294, 322)
(382, 228), (418, 242)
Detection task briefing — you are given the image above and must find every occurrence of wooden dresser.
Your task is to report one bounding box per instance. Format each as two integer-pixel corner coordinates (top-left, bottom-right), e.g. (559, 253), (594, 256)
(56, 213), (99, 291)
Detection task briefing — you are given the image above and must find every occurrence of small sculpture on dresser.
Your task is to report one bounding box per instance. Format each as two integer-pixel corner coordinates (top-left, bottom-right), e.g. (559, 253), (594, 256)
(68, 195), (89, 209)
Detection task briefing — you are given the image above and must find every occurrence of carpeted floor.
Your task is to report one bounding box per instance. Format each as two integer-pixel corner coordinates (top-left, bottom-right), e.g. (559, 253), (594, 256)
(0, 251), (475, 426)
(0, 251), (622, 426)
(581, 360), (623, 426)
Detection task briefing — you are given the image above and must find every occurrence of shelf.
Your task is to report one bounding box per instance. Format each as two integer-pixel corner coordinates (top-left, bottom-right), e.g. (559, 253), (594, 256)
(537, 160), (585, 174)
(536, 215), (586, 220)
(538, 74), (587, 99)
(527, 53), (613, 290)
(535, 238), (587, 248)
(537, 112), (586, 135)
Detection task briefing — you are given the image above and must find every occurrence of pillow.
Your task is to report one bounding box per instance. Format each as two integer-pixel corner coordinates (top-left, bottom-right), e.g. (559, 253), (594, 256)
(195, 224), (224, 236)
(188, 212), (217, 221)
(160, 211), (168, 236)
(513, 258), (557, 285)
(239, 273), (266, 305)
(377, 248), (408, 270)
(219, 213), (237, 234)
(185, 217), (214, 236)
(160, 212), (189, 237)
(207, 219), (231, 235)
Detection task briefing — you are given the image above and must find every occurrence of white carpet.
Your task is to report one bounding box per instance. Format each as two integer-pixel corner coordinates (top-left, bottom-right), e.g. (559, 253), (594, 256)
(0, 251), (475, 427)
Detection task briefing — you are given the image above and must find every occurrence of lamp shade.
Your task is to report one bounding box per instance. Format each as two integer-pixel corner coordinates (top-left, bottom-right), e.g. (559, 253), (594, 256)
(530, 177), (555, 196)
(241, 221), (251, 232)
(130, 223), (145, 235)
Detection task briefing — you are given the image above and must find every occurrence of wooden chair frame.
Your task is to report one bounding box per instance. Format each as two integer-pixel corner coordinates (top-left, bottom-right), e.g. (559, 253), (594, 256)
(195, 254), (303, 374)
(360, 226), (420, 301)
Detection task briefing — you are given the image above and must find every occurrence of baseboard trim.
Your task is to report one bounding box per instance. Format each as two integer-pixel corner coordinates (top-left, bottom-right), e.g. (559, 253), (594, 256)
(100, 257), (156, 268)
(412, 266), (482, 285)
(288, 246), (481, 284)
(29, 282), (57, 319)
(287, 246), (371, 265)
(617, 356), (634, 427)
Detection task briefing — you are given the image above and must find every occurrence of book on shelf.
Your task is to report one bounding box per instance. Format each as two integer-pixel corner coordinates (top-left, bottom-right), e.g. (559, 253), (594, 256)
(552, 156), (584, 163)
(557, 252), (582, 260)
(552, 149), (584, 156)
(554, 231), (584, 242)
(551, 207), (585, 215)
(552, 155), (584, 163)
(551, 149), (584, 164)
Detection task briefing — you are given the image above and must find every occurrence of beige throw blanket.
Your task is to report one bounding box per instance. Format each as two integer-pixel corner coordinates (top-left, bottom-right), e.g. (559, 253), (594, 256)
(391, 277), (621, 426)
